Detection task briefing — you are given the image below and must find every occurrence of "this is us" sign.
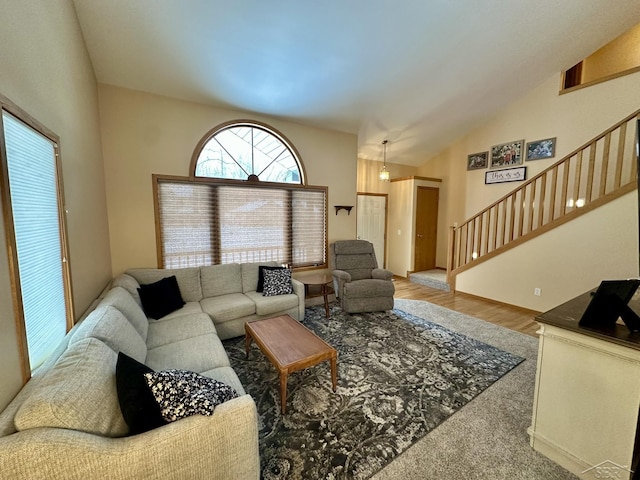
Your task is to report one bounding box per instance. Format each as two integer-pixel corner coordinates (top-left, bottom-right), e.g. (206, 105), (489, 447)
(485, 166), (527, 184)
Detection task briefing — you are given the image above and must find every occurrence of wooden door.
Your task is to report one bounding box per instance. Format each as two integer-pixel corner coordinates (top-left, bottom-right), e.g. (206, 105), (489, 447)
(414, 187), (438, 272)
(356, 194), (387, 267)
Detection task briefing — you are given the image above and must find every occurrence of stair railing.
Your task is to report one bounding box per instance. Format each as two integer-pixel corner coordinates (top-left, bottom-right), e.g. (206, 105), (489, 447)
(447, 108), (640, 287)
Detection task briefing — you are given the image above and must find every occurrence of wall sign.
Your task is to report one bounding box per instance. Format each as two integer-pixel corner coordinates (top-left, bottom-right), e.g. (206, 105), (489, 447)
(485, 166), (527, 184)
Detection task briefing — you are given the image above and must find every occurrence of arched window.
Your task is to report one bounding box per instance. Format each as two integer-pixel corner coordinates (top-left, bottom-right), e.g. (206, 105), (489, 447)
(154, 120), (326, 269)
(192, 121), (305, 184)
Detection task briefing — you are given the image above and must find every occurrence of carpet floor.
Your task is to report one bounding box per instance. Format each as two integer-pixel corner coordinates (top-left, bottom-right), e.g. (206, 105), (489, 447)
(371, 299), (578, 480)
(225, 300), (577, 479)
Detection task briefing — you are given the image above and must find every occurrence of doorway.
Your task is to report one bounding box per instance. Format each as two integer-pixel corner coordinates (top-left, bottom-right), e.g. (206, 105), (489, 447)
(356, 193), (387, 268)
(414, 186), (439, 272)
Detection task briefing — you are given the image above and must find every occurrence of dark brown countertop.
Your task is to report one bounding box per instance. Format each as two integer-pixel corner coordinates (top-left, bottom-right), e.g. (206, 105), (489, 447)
(536, 288), (640, 351)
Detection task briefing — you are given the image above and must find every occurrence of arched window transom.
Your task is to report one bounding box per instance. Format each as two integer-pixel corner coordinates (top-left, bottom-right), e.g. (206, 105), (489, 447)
(194, 123), (303, 184)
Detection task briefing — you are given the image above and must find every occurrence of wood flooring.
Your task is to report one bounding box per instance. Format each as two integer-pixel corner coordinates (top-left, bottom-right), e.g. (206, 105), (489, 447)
(393, 276), (541, 337)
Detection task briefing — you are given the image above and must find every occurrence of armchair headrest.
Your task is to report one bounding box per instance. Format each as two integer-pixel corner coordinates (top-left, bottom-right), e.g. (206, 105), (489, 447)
(333, 240), (374, 255)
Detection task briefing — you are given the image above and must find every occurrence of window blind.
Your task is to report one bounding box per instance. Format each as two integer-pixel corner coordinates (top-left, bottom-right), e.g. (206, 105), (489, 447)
(158, 182), (216, 268)
(157, 179), (326, 268)
(292, 190), (326, 267)
(3, 111), (68, 371)
(218, 186), (292, 264)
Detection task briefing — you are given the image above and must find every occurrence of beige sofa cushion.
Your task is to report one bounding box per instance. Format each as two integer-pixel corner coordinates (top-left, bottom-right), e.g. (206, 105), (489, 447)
(201, 366), (246, 395)
(70, 305), (147, 363)
(200, 264), (242, 297)
(111, 273), (142, 307)
(155, 301), (203, 321)
(200, 293), (256, 323)
(99, 287), (149, 340)
(146, 313), (217, 349)
(245, 291), (300, 316)
(145, 334), (230, 373)
(127, 267), (203, 302)
(14, 337), (127, 437)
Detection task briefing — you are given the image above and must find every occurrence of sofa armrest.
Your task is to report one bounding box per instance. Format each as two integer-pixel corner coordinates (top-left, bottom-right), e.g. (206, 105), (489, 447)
(0, 395), (259, 480)
(291, 278), (305, 320)
(371, 268), (393, 281)
(332, 270), (351, 299)
(291, 278), (304, 298)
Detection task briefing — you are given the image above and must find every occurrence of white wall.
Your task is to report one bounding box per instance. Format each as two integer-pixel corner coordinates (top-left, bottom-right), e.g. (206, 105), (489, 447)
(419, 70), (640, 310)
(98, 85), (358, 275)
(0, 0), (111, 409)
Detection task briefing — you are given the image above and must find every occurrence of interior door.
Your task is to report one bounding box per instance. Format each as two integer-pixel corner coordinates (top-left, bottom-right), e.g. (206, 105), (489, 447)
(414, 187), (438, 272)
(356, 194), (387, 267)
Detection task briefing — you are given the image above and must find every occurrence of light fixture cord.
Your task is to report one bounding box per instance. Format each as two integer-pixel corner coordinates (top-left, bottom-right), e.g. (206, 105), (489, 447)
(383, 140), (388, 167)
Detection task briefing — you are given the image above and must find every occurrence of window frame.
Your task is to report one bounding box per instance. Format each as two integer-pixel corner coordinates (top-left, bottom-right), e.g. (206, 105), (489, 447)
(152, 174), (329, 271)
(0, 94), (74, 381)
(189, 119), (308, 184)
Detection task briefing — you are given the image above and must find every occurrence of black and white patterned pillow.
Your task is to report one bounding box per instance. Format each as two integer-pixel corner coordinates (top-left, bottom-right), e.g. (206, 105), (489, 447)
(262, 268), (293, 296)
(143, 369), (238, 422)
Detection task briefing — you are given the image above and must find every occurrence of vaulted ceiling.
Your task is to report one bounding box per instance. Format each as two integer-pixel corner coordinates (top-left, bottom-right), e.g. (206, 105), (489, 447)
(72, 0), (640, 166)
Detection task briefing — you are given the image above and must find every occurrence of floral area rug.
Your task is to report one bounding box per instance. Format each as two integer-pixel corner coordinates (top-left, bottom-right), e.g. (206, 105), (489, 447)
(223, 304), (524, 480)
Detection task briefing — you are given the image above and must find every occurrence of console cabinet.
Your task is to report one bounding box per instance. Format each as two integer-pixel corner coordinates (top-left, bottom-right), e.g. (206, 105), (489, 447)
(529, 291), (640, 480)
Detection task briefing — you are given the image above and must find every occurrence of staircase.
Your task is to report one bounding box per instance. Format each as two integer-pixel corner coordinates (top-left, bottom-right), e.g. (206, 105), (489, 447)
(447, 108), (640, 289)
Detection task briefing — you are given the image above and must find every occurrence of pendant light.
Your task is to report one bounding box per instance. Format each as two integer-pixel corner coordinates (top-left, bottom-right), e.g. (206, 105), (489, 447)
(379, 140), (390, 182)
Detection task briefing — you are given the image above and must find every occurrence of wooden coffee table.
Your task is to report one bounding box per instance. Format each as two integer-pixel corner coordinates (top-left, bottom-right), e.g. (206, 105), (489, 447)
(245, 314), (337, 414)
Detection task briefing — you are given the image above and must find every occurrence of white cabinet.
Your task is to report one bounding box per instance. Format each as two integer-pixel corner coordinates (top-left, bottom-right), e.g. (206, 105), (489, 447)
(529, 293), (640, 480)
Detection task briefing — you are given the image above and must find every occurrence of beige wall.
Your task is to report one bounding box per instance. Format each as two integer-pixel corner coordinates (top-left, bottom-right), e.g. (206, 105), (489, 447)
(457, 192), (638, 311)
(385, 178), (443, 277)
(420, 70), (640, 310)
(0, 0), (111, 409)
(357, 158), (421, 271)
(582, 22), (640, 83)
(356, 158), (419, 194)
(99, 85), (358, 275)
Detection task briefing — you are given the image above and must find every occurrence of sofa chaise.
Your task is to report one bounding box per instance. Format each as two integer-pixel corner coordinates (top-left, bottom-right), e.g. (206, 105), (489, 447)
(0, 261), (304, 479)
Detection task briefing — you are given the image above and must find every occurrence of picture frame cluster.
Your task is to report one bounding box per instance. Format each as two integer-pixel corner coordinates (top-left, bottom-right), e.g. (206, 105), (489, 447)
(466, 137), (556, 183)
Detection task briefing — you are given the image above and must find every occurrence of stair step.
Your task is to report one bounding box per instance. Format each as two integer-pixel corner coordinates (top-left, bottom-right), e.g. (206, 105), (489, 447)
(409, 270), (450, 292)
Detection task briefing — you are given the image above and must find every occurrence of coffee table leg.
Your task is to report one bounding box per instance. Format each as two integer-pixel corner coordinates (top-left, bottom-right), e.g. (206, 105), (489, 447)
(280, 372), (288, 414)
(330, 355), (337, 392)
(245, 332), (252, 359)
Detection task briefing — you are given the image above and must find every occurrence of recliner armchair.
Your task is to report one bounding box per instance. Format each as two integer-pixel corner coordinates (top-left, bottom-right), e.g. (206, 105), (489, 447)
(330, 240), (395, 313)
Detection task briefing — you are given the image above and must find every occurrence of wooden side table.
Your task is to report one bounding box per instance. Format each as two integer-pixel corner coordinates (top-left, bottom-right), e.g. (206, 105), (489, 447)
(298, 273), (334, 318)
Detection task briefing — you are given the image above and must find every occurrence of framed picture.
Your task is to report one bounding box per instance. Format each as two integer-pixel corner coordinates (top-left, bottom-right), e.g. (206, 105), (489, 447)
(467, 151), (489, 170)
(526, 137), (556, 161)
(490, 140), (524, 168)
(485, 166), (527, 184)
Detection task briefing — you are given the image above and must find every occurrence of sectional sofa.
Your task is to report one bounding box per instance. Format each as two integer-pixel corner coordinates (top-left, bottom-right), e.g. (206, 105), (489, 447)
(0, 262), (305, 479)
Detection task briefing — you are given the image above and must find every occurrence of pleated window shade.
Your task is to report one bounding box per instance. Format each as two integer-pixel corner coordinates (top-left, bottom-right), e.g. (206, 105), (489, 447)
(158, 182), (217, 268)
(157, 180), (326, 268)
(3, 110), (69, 372)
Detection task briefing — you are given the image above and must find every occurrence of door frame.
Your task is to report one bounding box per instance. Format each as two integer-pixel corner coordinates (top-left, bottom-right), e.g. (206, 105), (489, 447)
(356, 192), (388, 268)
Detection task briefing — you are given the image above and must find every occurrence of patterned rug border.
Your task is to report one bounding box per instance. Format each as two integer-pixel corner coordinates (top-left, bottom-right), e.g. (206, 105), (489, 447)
(225, 304), (525, 479)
